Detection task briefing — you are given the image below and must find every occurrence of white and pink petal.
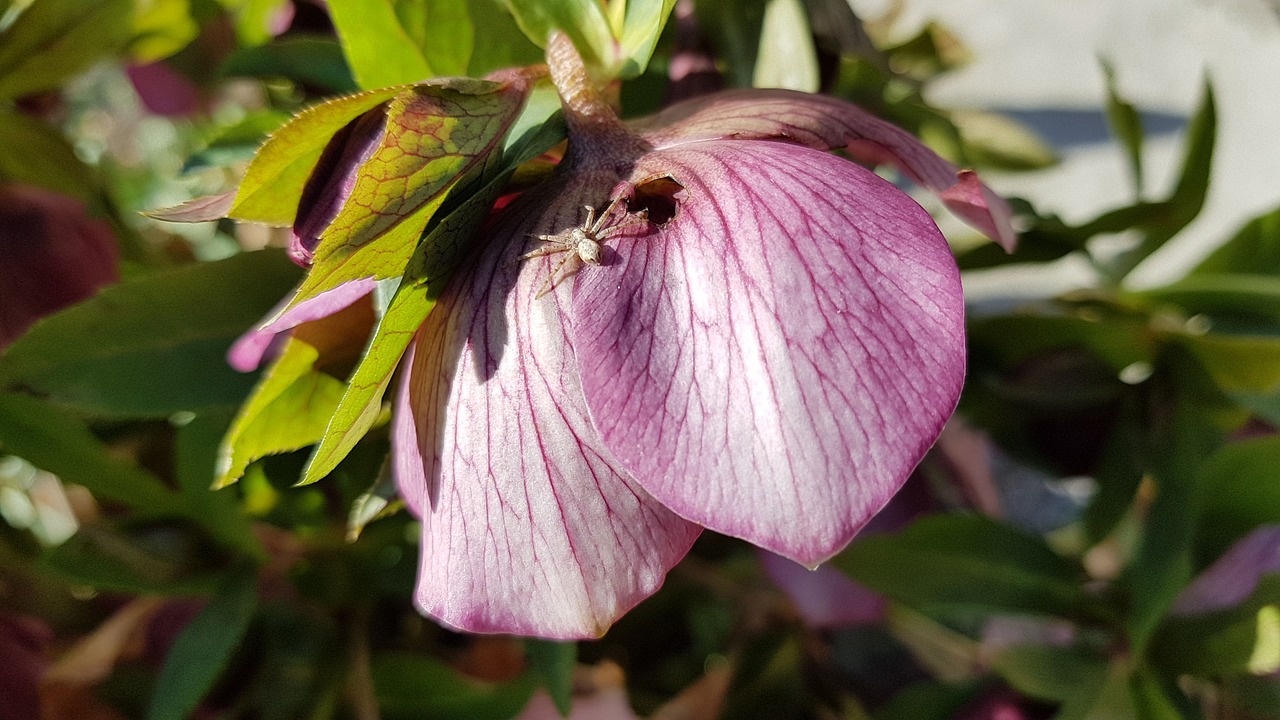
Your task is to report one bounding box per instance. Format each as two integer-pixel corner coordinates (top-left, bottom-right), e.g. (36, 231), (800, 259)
(566, 140), (965, 567)
(393, 188), (702, 639)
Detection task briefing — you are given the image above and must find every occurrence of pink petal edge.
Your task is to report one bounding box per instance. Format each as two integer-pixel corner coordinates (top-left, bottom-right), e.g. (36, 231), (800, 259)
(637, 89), (1017, 251)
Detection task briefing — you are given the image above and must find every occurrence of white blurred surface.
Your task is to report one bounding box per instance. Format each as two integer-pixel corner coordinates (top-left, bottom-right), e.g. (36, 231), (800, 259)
(857, 0), (1280, 288)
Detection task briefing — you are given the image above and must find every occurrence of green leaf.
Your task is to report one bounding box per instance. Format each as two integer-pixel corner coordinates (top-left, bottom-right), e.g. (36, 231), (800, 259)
(1126, 370), (1223, 654)
(1149, 575), (1280, 676)
(0, 0), (133, 99)
(834, 514), (1088, 617)
(1132, 274), (1280, 323)
(1109, 78), (1216, 282)
(1082, 398), (1145, 544)
(230, 86), (405, 226)
(218, 0), (291, 46)
(1197, 436), (1280, 560)
(328, 0), (433, 88)
(1101, 60), (1145, 197)
(298, 286), (422, 486)
(1054, 660), (1138, 720)
(130, 0), (198, 62)
(752, 0), (819, 92)
(0, 111), (103, 206)
(950, 109), (1059, 172)
(147, 566), (259, 720)
(526, 639), (575, 717)
(1129, 668), (1189, 720)
(287, 74), (537, 313)
(371, 652), (537, 720)
(989, 645), (1107, 703)
(176, 413), (262, 555)
(1179, 332), (1280, 395)
(0, 250), (303, 417)
(503, 0), (614, 74)
(695, 0), (765, 87)
(216, 337), (349, 488)
(874, 681), (981, 720)
(0, 393), (184, 514)
(220, 36), (358, 93)
(414, 0), (475, 77)
(41, 519), (229, 593)
(465, 0), (545, 75)
(1192, 204), (1280, 276)
(615, 0), (677, 78)
(299, 105), (564, 485)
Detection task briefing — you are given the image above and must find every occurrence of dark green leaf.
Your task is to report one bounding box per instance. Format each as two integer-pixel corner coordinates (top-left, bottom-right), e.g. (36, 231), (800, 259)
(989, 644), (1107, 702)
(0, 110), (104, 206)
(1192, 204), (1280, 276)
(1130, 667), (1196, 720)
(176, 412), (262, 555)
(1149, 575), (1280, 676)
(873, 681), (980, 720)
(834, 514), (1088, 617)
(1102, 60), (1145, 197)
(1126, 366), (1223, 653)
(526, 639), (575, 717)
(1082, 398), (1145, 544)
(147, 566), (259, 720)
(371, 652), (537, 720)
(220, 36), (357, 93)
(1132, 274), (1280, 324)
(695, 0), (766, 87)
(0, 0), (133, 98)
(465, 0), (546, 75)
(1109, 79), (1216, 281)
(1197, 436), (1280, 560)
(0, 250), (303, 417)
(1054, 660), (1137, 720)
(0, 393), (183, 513)
(41, 520), (227, 593)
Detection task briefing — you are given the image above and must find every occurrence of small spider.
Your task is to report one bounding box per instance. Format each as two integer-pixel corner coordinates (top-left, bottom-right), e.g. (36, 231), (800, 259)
(519, 195), (643, 297)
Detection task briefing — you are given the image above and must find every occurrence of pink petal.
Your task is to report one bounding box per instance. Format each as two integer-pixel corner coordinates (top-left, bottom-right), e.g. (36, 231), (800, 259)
(635, 89), (1017, 251)
(1172, 525), (1280, 616)
(566, 141), (965, 566)
(393, 187), (701, 639)
(227, 278), (376, 372)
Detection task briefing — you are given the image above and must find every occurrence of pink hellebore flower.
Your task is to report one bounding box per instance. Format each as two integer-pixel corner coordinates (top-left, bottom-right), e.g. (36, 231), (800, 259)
(388, 36), (1015, 639)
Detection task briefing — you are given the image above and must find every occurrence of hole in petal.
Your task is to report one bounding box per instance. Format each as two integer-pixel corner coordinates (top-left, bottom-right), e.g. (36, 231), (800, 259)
(628, 175), (686, 226)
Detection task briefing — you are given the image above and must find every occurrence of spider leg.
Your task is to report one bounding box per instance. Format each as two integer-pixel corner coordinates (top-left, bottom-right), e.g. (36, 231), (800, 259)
(517, 240), (569, 261)
(534, 250), (582, 298)
(581, 205), (596, 231)
(589, 194), (627, 235)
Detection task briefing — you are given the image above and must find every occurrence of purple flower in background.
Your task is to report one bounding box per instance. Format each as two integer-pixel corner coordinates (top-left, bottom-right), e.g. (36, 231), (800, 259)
(0, 183), (119, 351)
(390, 35), (1015, 638)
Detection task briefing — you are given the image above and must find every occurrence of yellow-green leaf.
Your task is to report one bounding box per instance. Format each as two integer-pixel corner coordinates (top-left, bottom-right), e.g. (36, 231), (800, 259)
(285, 73), (537, 309)
(230, 86), (406, 226)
